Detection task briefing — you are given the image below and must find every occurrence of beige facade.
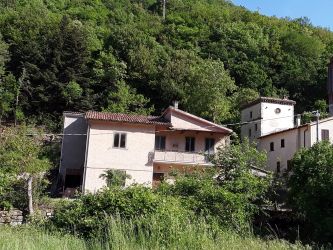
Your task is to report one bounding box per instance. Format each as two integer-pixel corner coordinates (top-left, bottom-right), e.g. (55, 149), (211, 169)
(83, 121), (155, 192)
(60, 107), (232, 194)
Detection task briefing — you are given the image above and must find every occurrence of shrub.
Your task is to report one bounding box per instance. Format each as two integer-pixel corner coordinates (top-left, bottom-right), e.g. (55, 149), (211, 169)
(50, 186), (181, 237)
(288, 141), (333, 243)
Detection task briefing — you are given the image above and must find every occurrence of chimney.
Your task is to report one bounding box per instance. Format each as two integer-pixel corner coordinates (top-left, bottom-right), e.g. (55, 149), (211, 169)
(328, 58), (333, 116)
(295, 114), (301, 127)
(172, 100), (179, 109)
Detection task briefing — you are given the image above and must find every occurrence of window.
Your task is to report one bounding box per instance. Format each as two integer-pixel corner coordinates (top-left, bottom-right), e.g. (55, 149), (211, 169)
(276, 162), (281, 173)
(321, 129), (330, 141)
(255, 123), (258, 131)
(281, 139), (285, 148)
(250, 111), (253, 119)
(275, 108), (281, 114)
(114, 133), (126, 148)
(155, 136), (166, 150)
(249, 128), (252, 137)
(287, 160), (292, 171)
(153, 173), (164, 182)
(205, 138), (215, 154)
(185, 137), (195, 152)
(270, 142), (274, 151)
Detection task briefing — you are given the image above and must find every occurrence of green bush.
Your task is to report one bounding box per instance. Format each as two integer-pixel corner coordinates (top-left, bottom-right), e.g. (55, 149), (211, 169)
(288, 141), (333, 243)
(51, 186), (178, 237)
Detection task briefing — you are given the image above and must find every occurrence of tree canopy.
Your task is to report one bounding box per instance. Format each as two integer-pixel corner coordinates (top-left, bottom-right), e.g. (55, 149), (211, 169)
(0, 0), (332, 129)
(288, 141), (333, 243)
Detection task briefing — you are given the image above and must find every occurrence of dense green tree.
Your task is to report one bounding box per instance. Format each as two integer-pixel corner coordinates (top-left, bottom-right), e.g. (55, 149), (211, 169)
(0, 0), (332, 129)
(103, 80), (154, 115)
(288, 141), (333, 243)
(0, 126), (51, 214)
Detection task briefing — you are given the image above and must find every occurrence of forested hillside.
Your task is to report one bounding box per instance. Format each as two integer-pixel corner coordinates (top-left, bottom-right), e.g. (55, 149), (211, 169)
(0, 0), (332, 130)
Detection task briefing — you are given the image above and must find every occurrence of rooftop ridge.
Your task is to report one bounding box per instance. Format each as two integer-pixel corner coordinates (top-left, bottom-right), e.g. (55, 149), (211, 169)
(241, 96), (296, 110)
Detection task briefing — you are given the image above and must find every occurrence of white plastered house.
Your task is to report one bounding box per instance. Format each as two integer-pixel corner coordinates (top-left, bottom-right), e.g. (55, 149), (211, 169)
(59, 104), (232, 194)
(240, 97), (333, 173)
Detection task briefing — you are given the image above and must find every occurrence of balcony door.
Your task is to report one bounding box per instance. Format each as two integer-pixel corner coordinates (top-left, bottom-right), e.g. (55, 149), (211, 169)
(205, 138), (215, 154)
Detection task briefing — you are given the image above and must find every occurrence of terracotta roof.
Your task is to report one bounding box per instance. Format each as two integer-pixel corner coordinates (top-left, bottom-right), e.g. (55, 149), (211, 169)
(85, 111), (171, 126)
(162, 106), (233, 134)
(259, 116), (333, 139)
(241, 97), (296, 109)
(63, 111), (85, 117)
(258, 125), (307, 139)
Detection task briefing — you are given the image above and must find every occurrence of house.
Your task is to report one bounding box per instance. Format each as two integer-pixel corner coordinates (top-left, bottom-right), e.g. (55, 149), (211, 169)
(240, 58), (333, 173)
(59, 103), (232, 193)
(240, 97), (333, 173)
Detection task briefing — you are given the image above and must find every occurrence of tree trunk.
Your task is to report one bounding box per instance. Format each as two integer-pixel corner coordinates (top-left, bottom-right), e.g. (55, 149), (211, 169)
(27, 175), (34, 215)
(14, 92), (19, 127)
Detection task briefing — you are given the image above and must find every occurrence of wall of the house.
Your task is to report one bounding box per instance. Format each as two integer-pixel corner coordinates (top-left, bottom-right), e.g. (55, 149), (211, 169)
(258, 126), (308, 172)
(309, 118), (333, 146)
(83, 121), (155, 193)
(169, 110), (216, 131)
(59, 114), (87, 181)
(260, 102), (294, 136)
(241, 103), (261, 141)
(155, 130), (227, 153)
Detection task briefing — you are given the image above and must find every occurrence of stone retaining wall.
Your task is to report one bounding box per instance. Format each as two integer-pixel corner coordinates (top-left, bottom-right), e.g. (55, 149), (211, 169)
(0, 210), (23, 225)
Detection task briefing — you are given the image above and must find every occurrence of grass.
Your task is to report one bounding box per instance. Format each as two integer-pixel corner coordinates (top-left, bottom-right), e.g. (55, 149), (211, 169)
(0, 225), (87, 250)
(0, 217), (310, 250)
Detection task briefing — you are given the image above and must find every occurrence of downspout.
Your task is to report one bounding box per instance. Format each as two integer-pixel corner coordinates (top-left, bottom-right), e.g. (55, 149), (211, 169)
(303, 125), (309, 148)
(58, 114), (67, 194)
(82, 123), (91, 194)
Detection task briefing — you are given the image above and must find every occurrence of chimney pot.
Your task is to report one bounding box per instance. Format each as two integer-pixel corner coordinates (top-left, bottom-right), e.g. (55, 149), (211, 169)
(173, 100), (179, 109)
(296, 114), (301, 127)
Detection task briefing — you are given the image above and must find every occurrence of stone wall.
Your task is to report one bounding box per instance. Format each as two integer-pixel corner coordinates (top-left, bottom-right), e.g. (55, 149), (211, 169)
(0, 210), (23, 225)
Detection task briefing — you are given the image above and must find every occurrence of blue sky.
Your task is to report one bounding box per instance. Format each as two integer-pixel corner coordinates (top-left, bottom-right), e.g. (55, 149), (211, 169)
(232, 0), (333, 30)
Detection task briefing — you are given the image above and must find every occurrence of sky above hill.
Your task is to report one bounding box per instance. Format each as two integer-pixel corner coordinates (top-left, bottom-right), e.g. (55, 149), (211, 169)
(232, 0), (333, 30)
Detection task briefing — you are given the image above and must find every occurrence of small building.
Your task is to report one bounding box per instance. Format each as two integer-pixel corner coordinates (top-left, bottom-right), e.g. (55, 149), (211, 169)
(240, 97), (296, 142)
(240, 97), (333, 173)
(59, 104), (232, 194)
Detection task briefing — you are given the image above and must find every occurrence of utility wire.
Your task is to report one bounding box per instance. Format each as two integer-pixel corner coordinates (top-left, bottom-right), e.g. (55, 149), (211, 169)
(11, 112), (317, 137)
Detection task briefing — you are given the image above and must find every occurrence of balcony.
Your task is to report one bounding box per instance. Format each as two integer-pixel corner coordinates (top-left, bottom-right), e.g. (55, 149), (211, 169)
(153, 150), (213, 166)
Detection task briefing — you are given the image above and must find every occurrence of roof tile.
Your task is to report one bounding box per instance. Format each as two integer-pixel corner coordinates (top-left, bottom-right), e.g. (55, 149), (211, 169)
(85, 111), (171, 126)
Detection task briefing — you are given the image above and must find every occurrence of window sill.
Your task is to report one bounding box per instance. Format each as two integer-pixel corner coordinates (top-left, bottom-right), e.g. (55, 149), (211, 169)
(112, 147), (128, 150)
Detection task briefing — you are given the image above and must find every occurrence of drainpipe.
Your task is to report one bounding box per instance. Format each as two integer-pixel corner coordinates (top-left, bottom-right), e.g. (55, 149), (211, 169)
(82, 123), (91, 194)
(315, 110), (320, 143)
(304, 125), (309, 148)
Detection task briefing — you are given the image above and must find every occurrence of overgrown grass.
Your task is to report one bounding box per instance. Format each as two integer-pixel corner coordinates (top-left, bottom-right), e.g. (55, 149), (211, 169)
(0, 217), (309, 250)
(0, 225), (87, 250)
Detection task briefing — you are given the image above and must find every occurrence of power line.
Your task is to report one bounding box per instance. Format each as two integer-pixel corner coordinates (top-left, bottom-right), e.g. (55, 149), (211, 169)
(9, 112), (318, 137)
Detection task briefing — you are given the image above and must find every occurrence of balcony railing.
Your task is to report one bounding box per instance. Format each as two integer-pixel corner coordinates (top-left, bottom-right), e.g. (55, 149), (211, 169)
(153, 150), (213, 165)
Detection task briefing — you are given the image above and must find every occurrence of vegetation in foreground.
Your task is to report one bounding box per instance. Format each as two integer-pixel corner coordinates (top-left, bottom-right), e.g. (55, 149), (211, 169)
(0, 221), (307, 250)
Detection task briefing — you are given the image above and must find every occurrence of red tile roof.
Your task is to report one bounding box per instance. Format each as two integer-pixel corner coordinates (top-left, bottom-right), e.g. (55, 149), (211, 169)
(85, 111), (171, 126)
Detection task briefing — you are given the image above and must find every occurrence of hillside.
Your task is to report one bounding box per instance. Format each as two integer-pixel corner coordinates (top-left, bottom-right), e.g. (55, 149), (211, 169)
(0, 0), (332, 130)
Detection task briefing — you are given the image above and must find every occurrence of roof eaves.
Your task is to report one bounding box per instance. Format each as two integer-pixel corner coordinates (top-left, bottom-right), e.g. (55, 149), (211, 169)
(167, 107), (233, 134)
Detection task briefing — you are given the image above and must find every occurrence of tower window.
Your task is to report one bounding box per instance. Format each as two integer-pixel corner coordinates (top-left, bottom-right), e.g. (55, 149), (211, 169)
(287, 160), (292, 171)
(255, 123), (258, 131)
(249, 129), (252, 138)
(276, 161), (281, 173)
(281, 139), (285, 148)
(250, 111), (253, 119)
(270, 142), (274, 151)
